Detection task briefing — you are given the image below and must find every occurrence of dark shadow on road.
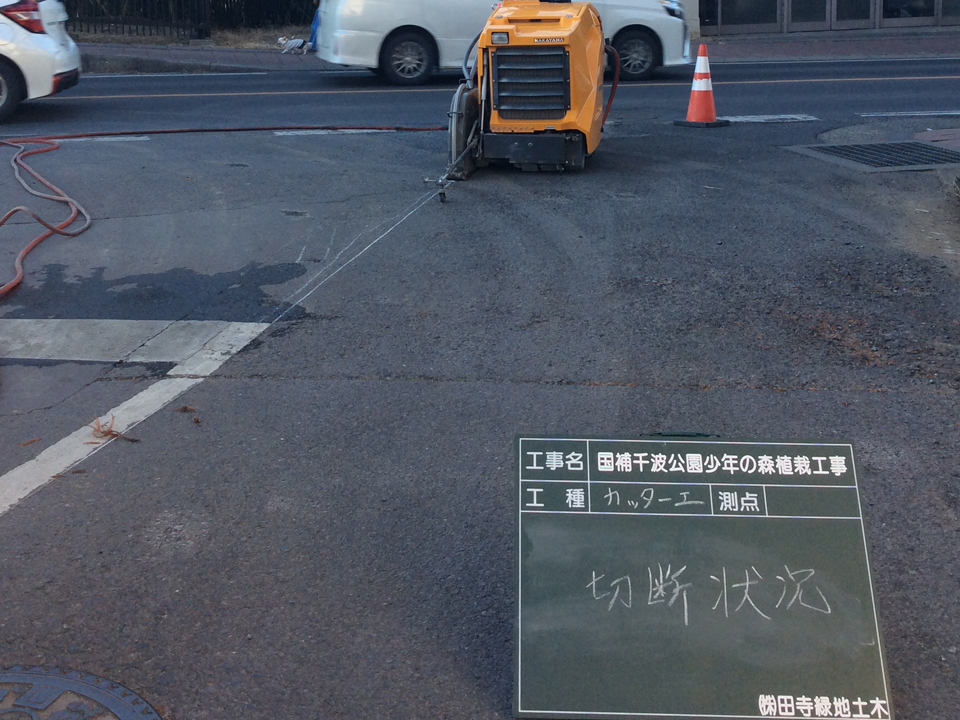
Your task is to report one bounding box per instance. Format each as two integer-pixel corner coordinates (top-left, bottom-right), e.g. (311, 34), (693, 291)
(3, 262), (309, 322)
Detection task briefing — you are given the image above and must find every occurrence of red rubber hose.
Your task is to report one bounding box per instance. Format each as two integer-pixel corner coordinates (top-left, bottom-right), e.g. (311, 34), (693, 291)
(0, 138), (91, 299)
(0, 124), (445, 300)
(603, 45), (621, 129)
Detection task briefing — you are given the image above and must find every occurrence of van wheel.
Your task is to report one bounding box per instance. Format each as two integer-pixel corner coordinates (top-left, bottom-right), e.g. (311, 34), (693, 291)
(380, 31), (435, 86)
(613, 29), (660, 81)
(0, 62), (25, 122)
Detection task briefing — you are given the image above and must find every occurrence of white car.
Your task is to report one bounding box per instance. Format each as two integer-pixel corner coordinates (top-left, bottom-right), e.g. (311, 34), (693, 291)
(0, 0), (80, 121)
(319, 0), (690, 85)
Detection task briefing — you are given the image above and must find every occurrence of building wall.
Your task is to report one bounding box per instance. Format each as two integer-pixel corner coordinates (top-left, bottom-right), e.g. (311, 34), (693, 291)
(698, 0), (960, 32)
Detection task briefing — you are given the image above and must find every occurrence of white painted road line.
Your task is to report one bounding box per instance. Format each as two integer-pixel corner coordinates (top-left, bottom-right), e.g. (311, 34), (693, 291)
(85, 72), (269, 79)
(712, 57), (960, 65)
(860, 110), (960, 117)
(0, 321), (267, 516)
(273, 129), (394, 136)
(718, 114), (820, 123)
(0, 319), (250, 363)
(57, 136), (151, 143)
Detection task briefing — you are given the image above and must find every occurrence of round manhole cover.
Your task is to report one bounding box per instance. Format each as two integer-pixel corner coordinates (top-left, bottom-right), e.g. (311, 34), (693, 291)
(0, 666), (161, 720)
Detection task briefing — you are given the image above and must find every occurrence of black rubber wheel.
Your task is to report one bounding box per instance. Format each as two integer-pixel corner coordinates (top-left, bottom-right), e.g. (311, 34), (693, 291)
(0, 61), (25, 122)
(612, 29), (660, 81)
(380, 31), (435, 86)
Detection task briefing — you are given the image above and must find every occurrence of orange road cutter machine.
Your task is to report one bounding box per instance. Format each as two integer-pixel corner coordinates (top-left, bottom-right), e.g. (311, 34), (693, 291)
(446, 0), (618, 182)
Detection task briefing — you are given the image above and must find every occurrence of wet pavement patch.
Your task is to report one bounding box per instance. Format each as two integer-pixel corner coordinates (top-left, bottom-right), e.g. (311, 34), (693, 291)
(3, 263), (307, 323)
(0, 666), (161, 719)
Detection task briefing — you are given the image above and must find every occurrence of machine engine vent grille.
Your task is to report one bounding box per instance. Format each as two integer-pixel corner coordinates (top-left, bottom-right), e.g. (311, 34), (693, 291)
(492, 46), (570, 121)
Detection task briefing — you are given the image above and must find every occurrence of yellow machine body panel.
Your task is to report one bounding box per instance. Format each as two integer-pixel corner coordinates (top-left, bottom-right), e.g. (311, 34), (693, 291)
(478, 0), (605, 155)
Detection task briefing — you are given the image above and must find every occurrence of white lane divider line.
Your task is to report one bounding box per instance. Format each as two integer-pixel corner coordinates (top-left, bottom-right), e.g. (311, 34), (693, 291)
(860, 111), (960, 117)
(57, 136), (152, 143)
(0, 321), (267, 516)
(718, 114), (820, 123)
(0, 319), (244, 363)
(85, 72), (269, 79)
(273, 129), (394, 136)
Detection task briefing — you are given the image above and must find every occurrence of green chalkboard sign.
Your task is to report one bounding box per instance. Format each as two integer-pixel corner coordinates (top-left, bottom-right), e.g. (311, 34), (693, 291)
(515, 437), (893, 720)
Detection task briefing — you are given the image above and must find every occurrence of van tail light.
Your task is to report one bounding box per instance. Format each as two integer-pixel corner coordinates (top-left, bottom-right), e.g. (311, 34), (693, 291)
(1, 1), (46, 34)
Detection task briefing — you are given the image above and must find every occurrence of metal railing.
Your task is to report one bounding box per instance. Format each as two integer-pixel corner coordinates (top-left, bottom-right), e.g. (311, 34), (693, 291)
(65, 0), (213, 40)
(210, 0), (314, 29)
(64, 1), (317, 38)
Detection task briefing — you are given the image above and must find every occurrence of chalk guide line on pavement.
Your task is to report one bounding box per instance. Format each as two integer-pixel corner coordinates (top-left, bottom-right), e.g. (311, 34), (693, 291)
(267, 188), (439, 323)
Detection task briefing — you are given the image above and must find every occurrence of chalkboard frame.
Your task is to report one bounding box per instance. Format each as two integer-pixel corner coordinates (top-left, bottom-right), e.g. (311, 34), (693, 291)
(514, 435), (893, 720)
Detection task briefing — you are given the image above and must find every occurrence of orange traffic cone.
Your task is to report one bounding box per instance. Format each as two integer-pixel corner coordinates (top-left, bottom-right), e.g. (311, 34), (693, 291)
(675, 45), (730, 128)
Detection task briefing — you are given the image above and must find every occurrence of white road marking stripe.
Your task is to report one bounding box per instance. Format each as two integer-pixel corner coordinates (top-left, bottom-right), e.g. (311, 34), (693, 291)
(167, 322), (267, 377)
(719, 114), (820, 123)
(0, 319), (248, 363)
(860, 110), (960, 117)
(85, 72), (270, 78)
(0, 321), (267, 515)
(712, 57), (960, 65)
(56, 136), (151, 143)
(273, 129), (394, 136)
(0, 378), (200, 515)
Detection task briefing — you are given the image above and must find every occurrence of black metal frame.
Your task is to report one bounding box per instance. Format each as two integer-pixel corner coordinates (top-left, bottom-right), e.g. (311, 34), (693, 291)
(64, 1), (319, 39)
(65, 0), (213, 39)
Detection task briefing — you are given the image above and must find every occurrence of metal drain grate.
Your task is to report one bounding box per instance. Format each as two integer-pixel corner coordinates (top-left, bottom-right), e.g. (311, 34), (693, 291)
(788, 141), (960, 172)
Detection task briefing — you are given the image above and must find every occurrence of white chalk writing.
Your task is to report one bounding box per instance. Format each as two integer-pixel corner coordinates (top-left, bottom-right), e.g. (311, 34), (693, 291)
(589, 565), (832, 626)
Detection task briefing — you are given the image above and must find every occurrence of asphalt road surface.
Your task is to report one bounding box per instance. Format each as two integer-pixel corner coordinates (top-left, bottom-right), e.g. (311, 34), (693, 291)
(3, 57), (960, 134)
(0, 59), (959, 720)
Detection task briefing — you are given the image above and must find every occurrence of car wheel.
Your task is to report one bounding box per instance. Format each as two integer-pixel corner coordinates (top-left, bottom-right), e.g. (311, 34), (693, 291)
(613, 29), (660, 81)
(0, 61), (25, 122)
(380, 31), (435, 86)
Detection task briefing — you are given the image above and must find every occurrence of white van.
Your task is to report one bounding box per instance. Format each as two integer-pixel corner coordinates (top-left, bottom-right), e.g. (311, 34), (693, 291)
(318, 0), (690, 85)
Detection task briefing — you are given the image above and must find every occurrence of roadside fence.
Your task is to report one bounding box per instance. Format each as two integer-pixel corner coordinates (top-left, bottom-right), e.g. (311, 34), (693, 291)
(64, 0), (316, 39)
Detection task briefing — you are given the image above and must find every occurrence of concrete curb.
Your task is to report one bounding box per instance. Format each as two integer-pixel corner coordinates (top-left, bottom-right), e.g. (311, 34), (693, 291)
(82, 55), (256, 75)
(78, 43), (344, 75)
